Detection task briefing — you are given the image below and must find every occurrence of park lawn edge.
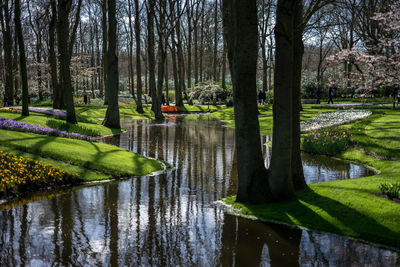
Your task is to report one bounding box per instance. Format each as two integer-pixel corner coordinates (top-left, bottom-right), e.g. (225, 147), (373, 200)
(0, 129), (164, 177)
(219, 148), (400, 250)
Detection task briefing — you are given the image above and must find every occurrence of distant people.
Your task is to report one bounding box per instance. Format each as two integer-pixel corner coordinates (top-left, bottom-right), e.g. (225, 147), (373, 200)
(161, 93), (166, 105)
(83, 94), (88, 105)
(316, 87), (321, 104)
(258, 90), (264, 105)
(328, 88), (334, 104)
(3, 95), (8, 107)
(262, 90), (267, 104)
(15, 95), (20, 105)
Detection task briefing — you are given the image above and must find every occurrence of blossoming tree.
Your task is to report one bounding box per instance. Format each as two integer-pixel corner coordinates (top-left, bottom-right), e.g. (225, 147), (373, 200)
(328, 1), (400, 109)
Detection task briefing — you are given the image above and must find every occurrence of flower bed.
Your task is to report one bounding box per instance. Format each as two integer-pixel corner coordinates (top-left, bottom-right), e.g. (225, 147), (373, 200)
(9, 107), (71, 117)
(301, 110), (372, 133)
(161, 106), (180, 113)
(0, 117), (97, 141)
(302, 127), (351, 155)
(0, 108), (22, 114)
(0, 150), (81, 197)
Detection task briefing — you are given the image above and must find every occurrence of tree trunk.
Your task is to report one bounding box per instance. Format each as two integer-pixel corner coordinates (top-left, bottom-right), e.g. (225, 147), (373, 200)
(102, 0), (120, 128)
(0, 1), (14, 106)
(222, 38), (227, 90)
(186, 0), (192, 90)
(291, 1), (307, 191)
(147, 0), (157, 113)
(56, 0), (77, 124)
(134, 0), (144, 113)
(222, 0), (270, 204)
(14, 0), (29, 116)
(213, 1), (218, 81)
(50, 0), (61, 109)
(269, 0), (296, 200)
(102, 0), (108, 103)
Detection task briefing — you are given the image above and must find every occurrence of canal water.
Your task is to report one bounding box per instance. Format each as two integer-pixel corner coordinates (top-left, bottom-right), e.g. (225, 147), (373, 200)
(0, 117), (398, 266)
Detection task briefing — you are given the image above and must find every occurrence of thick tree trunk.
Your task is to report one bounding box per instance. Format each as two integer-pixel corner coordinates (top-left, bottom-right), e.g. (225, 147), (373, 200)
(14, 0), (29, 116)
(50, 0), (61, 109)
(291, 1), (307, 191)
(134, 0), (144, 113)
(222, 0), (270, 204)
(56, 0), (77, 124)
(0, 1), (14, 106)
(269, 0), (296, 200)
(102, 0), (120, 128)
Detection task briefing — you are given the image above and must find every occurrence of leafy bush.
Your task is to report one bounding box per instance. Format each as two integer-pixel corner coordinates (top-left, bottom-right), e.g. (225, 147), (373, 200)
(265, 90), (274, 104)
(301, 81), (319, 99)
(46, 119), (101, 137)
(379, 183), (400, 200)
(225, 96), (234, 107)
(0, 150), (81, 197)
(188, 81), (227, 105)
(302, 127), (351, 155)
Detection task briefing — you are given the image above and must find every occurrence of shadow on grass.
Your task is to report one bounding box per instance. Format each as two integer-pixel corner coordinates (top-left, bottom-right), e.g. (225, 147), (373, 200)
(234, 189), (400, 248)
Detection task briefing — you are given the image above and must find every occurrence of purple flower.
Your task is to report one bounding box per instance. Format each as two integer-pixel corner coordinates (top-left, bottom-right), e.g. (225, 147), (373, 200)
(8, 107), (78, 117)
(0, 117), (96, 141)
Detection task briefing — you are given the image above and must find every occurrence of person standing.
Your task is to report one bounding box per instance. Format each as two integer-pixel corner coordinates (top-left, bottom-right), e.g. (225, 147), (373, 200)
(328, 88), (334, 104)
(3, 95), (8, 107)
(316, 87), (321, 104)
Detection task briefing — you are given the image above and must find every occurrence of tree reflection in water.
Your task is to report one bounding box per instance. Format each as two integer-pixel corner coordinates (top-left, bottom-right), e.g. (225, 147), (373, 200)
(0, 118), (397, 266)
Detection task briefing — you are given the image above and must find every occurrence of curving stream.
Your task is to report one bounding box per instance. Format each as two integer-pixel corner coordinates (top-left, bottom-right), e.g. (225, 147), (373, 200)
(0, 117), (398, 266)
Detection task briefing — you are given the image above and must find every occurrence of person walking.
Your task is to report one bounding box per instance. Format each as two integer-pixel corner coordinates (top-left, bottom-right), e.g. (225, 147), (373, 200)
(328, 88), (334, 104)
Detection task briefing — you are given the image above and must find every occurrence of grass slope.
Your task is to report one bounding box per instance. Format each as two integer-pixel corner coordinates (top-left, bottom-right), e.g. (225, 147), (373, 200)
(222, 105), (400, 249)
(0, 129), (162, 177)
(225, 148), (400, 249)
(0, 111), (122, 137)
(0, 145), (111, 181)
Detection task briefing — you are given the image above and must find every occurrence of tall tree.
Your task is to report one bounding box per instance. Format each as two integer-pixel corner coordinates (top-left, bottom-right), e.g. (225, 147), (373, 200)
(56, 0), (82, 124)
(0, 0), (14, 106)
(50, 0), (62, 109)
(222, 0), (270, 203)
(102, 0), (120, 128)
(134, 0), (144, 113)
(14, 0), (29, 116)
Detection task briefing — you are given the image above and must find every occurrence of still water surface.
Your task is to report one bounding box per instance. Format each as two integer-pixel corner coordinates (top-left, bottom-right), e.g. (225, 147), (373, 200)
(0, 117), (398, 266)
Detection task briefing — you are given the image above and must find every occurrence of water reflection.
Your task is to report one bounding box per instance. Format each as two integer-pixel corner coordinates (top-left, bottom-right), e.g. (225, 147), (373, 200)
(0, 117), (398, 266)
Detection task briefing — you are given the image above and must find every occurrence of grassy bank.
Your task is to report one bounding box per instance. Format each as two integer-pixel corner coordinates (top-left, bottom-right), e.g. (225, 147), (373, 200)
(0, 129), (163, 177)
(222, 105), (400, 249)
(0, 110), (123, 137)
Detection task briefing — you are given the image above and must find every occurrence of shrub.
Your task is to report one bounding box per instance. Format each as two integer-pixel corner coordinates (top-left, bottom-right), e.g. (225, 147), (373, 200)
(265, 90), (274, 104)
(188, 81), (227, 105)
(302, 127), (351, 155)
(0, 150), (81, 197)
(379, 183), (400, 200)
(225, 96), (234, 107)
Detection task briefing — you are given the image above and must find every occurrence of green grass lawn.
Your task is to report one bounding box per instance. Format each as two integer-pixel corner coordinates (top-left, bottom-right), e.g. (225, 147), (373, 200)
(0, 129), (163, 177)
(221, 105), (400, 249)
(0, 145), (111, 181)
(0, 110), (123, 137)
(224, 148), (400, 249)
